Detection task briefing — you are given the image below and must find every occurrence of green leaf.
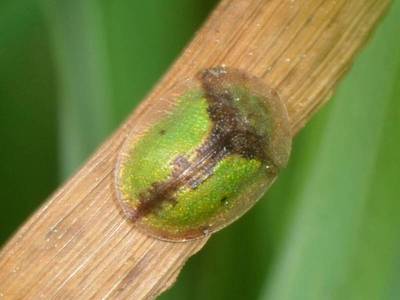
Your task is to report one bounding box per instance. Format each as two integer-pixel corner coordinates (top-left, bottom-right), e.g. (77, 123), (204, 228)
(260, 3), (400, 299)
(42, 0), (113, 178)
(0, 1), (58, 244)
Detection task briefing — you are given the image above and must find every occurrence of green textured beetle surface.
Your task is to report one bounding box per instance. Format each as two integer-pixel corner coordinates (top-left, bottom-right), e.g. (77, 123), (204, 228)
(115, 67), (291, 241)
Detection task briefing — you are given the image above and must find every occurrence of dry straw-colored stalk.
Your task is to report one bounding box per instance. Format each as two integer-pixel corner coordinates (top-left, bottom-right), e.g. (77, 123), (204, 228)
(0, 0), (390, 299)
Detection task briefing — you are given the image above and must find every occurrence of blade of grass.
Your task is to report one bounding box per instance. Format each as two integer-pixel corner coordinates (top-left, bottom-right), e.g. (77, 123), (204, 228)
(260, 2), (400, 299)
(42, 0), (113, 178)
(0, 0), (40, 47)
(341, 66), (400, 300)
(0, 1), (58, 244)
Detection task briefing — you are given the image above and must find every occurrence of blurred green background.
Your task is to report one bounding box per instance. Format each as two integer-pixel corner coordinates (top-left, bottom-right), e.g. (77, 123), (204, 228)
(0, 1), (399, 299)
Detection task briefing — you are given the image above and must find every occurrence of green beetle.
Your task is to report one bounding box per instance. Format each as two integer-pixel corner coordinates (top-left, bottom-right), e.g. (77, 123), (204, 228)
(115, 67), (291, 241)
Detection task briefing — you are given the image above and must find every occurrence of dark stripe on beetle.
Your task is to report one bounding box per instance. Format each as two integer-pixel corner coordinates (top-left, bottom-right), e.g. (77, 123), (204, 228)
(132, 68), (276, 220)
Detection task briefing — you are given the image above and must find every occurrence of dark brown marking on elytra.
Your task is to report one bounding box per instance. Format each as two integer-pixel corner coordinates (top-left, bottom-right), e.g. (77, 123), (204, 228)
(220, 196), (229, 206)
(132, 67), (276, 220)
